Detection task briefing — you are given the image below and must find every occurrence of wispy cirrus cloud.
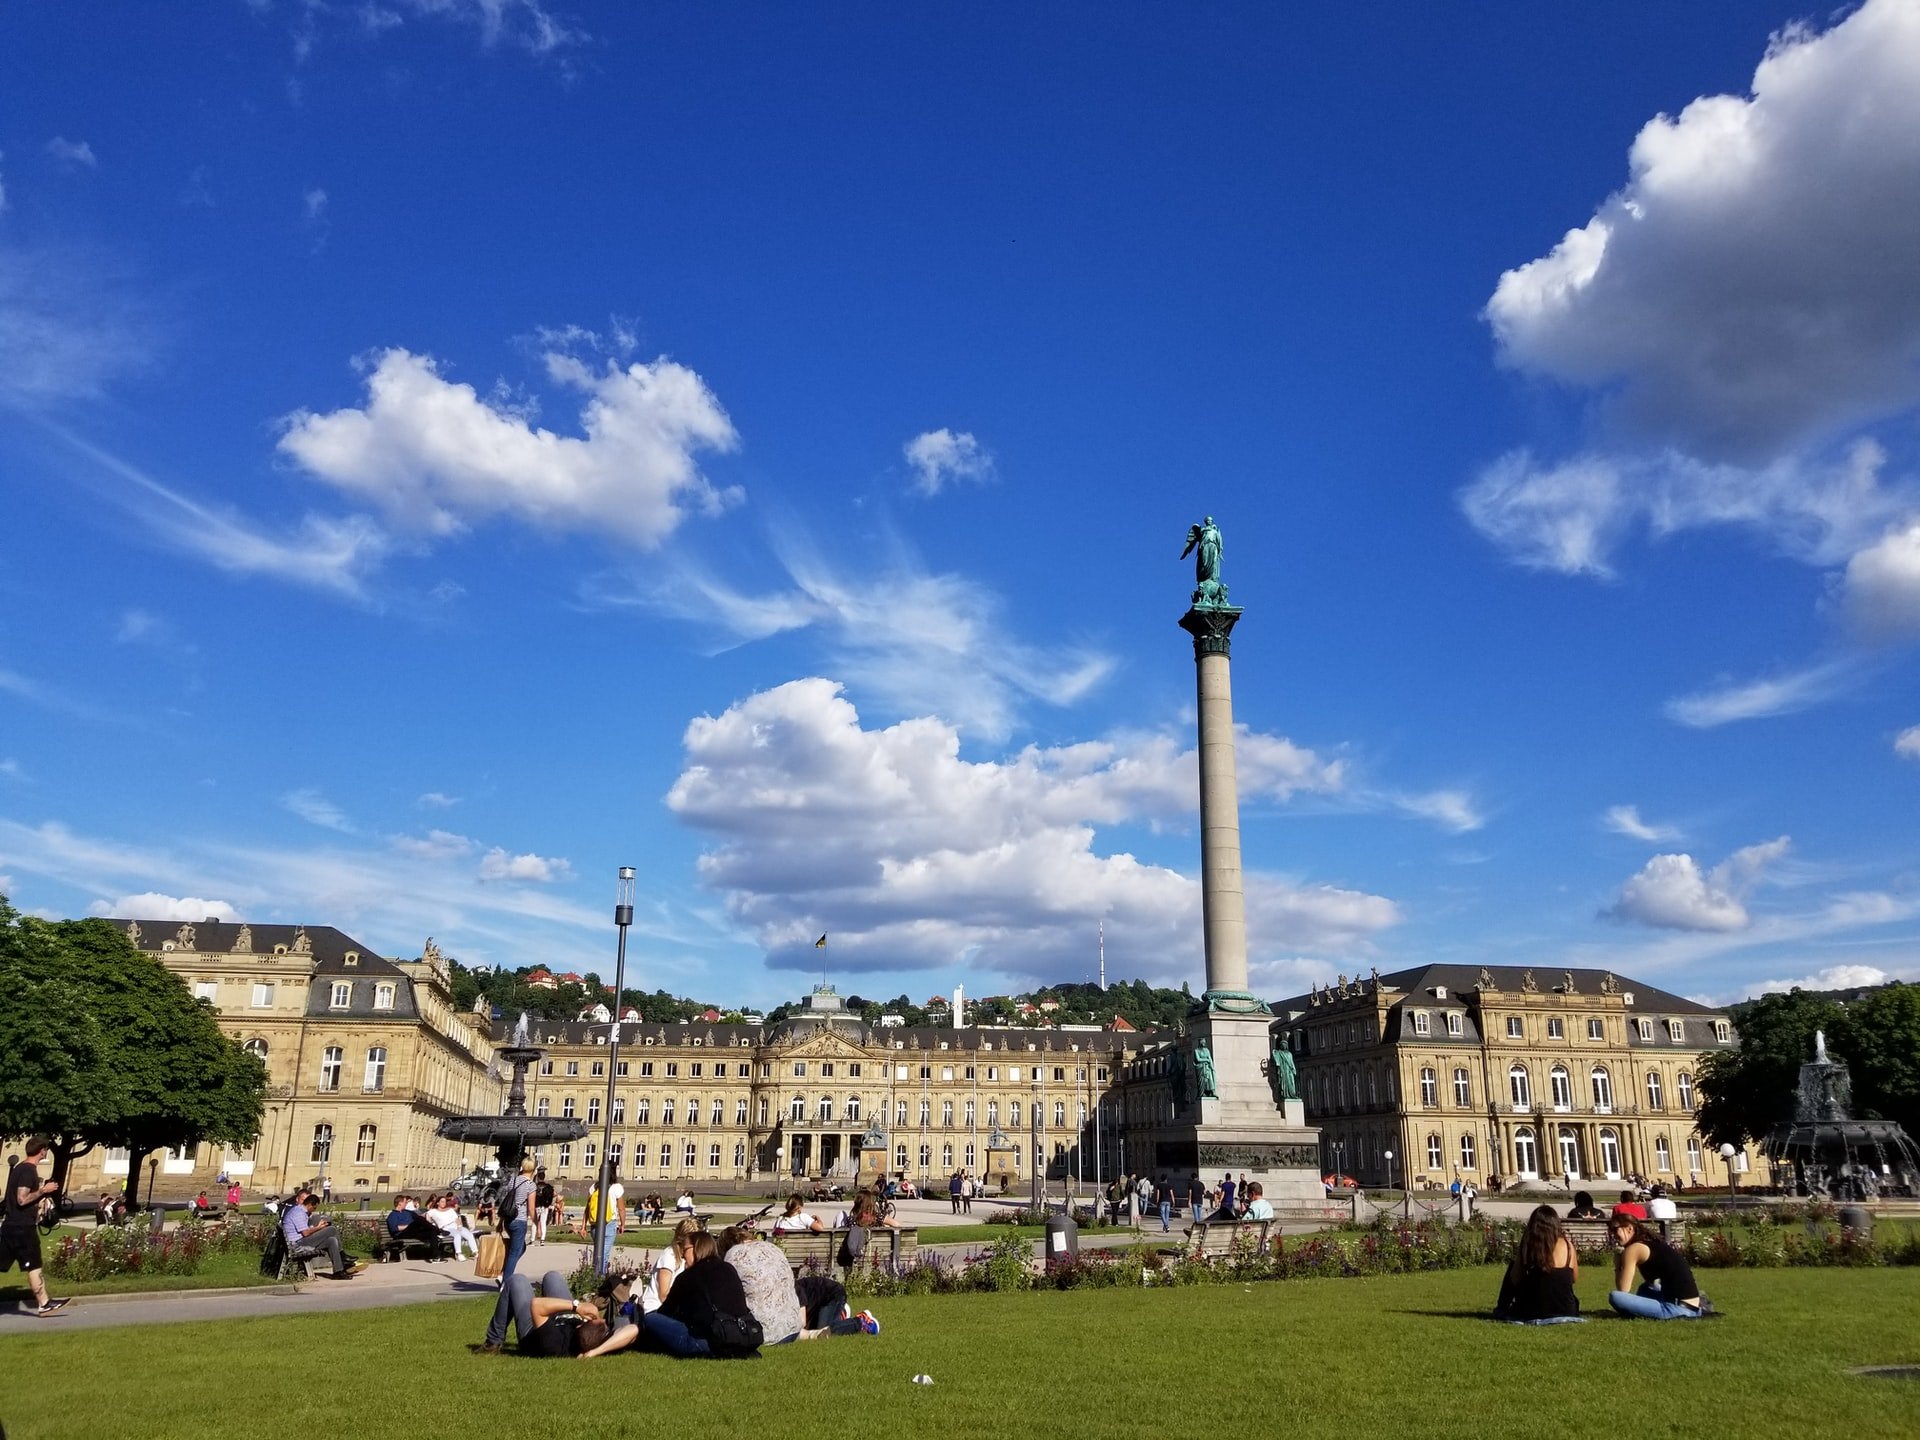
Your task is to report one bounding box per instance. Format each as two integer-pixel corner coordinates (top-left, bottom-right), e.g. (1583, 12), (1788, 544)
(1664, 659), (1862, 728)
(282, 787), (353, 832)
(1605, 804), (1681, 843)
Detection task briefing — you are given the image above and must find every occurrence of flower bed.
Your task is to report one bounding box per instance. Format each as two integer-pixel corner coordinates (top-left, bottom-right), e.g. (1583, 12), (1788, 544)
(46, 1215), (276, 1282)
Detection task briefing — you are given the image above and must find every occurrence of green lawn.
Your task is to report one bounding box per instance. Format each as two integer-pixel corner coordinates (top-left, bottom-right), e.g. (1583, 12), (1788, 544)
(0, 1246), (281, 1303)
(3, 1267), (1918, 1438)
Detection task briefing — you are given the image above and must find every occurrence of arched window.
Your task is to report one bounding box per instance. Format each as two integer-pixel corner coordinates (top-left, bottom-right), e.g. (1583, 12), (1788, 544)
(788, 1095), (804, 1122)
(363, 1046), (386, 1093)
(755, 1098), (767, 1126)
(1052, 1101), (1065, 1127)
(588, 1098), (601, 1125)
(894, 1143), (908, 1170)
(1512, 1126), (1538, 1176)
(735, 1099), (748, 1125)
(1452, 1068), (1471, 1106)
(536, 1097), (550, 1117)
(1459, 1132), (1476, 1170)
(895, 1100), (909, 1126)
(1419, 1068), (1437, 1107)
(965, 1143), (976, 1168)
(683, 1141), (696, 1168)
(817, 1095), (835, 1123)
(1677, 1072), (1695, 1110)
(917, 1143), (931, 1172)
(1646, 1071), (1664, 1110)
(707, 1144), (720, 1169)
(965, 1099), (976, 1127)
(1367, 1068), (1378, 1108)
(733, 1142), (746, 1169)
(845, 1095), (861, 1122)
(243, 1038), (268, 1060)
(710, 1098), (724, 1125)
(1557, 1127), (1580, 1178)
(562, 1097), (577, 1119)
(941, 1143), (954, 1168)
(584, 1142), (597, 1170)
(1550, 1066), (1572, 1110)
(1654, 1135), (1672, 1171)
(942, 1100), (954, 1127)
(1686, 1136), (1704, 1176)
(986, 1100), (999, 1128)
(1599, 1128), (1622, 1178)
(919, 1098), (931, 1126)
(311, 1123), (332, 1163)
(661, 1099), (674, 1125)
(1009, 1100), (1023, 1127)
(638, 1098), (652, 1124)
(1426, 1133), (1443, 1169)
(319, 1046), (342, 1092)
(611, 1097), (626, 1124)
(1508, 1064), (1531, 1110)
(1590, 1066), (1614, 1111)
(1334, 1071), (1347, 1111)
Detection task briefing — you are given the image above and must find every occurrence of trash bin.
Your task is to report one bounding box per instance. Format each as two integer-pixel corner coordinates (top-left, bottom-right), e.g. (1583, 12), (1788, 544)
(1043, 1209), (1080, 1270)
(1837, 1204), (1873, 1240)
(148, 1204), (168, 1238)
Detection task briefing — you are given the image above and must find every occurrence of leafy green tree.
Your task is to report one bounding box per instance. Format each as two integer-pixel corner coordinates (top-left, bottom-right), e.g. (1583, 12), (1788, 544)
(1837, 983), (1920, 1135)
(1696, 989), (1847, 1147)
(0, 901), (266, 1204)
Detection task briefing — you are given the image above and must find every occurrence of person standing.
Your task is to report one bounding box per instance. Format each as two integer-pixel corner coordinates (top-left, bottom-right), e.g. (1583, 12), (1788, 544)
(2, 1137), (70, 1315)
(1216, 1173), (1237, 1220)
(480, 1156), (539, 1350)
(533, 1169), (555, 1243)
(597, 1167), (626, 1273)
(1154, 1175), (1174, 1233)
(320, 1175), (332, 1203)
(949, 1170), (963, 1215)
(225, 1180), (243, 1217)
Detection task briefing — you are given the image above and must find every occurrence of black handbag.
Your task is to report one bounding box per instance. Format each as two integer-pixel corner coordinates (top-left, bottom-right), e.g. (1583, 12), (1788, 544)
(705, 1307), (764, 1357)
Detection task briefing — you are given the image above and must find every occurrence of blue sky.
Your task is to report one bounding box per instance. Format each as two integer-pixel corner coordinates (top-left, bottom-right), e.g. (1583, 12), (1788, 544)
(3, 1), (1917, 1011)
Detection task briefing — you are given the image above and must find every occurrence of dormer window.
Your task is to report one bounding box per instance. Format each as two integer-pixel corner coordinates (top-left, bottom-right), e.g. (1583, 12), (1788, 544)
(344, 952), (360, 967)
(373, 983), (395, 1011)
(329, 982), (351, 1009)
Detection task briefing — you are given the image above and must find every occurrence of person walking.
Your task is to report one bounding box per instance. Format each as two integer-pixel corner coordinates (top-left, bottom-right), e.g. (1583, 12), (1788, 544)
(1155, 1175), (1174, 1233)
(949, 1170), (963, 1215)
(960, 1171), (975, 1214)
(3, 1137), (72, 1315)
(480, 1156), (539, 1351)
(533, 1169), (554, 1242)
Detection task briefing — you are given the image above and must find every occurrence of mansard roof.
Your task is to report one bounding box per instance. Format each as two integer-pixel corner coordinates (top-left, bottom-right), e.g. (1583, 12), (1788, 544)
(1273, 963), (1725, 1019)
(111, 917), (404, 974)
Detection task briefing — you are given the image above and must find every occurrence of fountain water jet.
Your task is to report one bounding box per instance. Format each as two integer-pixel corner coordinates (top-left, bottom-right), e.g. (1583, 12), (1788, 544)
(437, 1012), (588, 1175)
(1764, 1030), (1920, 1200)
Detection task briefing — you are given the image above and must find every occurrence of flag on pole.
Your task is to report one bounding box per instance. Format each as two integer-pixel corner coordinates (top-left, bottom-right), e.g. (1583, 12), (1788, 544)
(814, 934), (828, 948)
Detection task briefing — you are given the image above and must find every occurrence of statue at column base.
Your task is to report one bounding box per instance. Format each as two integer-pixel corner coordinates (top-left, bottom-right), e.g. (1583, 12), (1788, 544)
(1201, 988), (1273, 1016)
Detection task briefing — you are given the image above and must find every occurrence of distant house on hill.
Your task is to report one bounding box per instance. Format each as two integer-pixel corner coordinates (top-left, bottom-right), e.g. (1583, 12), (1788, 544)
(526, 969), (558, 990)
(1108, 1015), (1137, 1032)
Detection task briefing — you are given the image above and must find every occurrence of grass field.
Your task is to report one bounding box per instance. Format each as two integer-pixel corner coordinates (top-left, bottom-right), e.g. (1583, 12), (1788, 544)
(2, 1266), (1917, 1438)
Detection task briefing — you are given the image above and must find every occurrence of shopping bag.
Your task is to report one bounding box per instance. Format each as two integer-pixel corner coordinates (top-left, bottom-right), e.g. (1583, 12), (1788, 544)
(475, 1234), (506, 1280)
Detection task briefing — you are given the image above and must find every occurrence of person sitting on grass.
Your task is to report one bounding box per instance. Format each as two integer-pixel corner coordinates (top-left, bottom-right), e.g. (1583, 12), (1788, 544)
(644, 1219), (701, 1318)
(646, 1231), (761, 1358)
(772, 1194), (825, 1233)
(470, 1268), (635, 1358)
(1608, 1214), (1709, 1320)
(1494, 1206), (1583, 1325)
(1566, 1190), (1605, 1221)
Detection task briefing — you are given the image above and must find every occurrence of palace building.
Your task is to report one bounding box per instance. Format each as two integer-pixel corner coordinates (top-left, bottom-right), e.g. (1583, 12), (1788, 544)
(1263, 963), (1766, 1190)
(61, 918), (502, 1200)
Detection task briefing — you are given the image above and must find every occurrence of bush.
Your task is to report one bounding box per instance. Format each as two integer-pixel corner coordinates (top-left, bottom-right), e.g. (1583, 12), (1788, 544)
(47, 1222), (207, 1281)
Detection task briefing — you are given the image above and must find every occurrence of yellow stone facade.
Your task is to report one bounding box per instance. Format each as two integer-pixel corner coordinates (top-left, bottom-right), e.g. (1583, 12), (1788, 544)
(1275, 964), (1765, 1191)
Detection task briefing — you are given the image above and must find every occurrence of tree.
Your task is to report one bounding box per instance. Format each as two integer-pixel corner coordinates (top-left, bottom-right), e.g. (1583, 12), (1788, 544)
(1836, 983), (1920, 1136)
(0, 901), (266, 1204)
(1695, 989), (1846, 1147)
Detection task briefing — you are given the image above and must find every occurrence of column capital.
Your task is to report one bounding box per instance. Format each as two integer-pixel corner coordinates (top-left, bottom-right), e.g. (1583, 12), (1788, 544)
(1179, 603), (1243, 659)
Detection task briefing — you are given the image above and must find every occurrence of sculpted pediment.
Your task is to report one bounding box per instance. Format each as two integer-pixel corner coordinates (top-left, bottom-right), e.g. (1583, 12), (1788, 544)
(786, 1030), (871, 1059)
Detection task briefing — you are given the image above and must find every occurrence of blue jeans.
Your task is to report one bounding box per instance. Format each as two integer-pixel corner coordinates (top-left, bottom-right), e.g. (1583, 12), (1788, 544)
(483, 1218), (532, 1346)
(1159, 1200), (1171, 1232)
(598, 1224), (618, 1273)
(641, 1310), (712, 1358)
(1610, 1285), (1702, 1320)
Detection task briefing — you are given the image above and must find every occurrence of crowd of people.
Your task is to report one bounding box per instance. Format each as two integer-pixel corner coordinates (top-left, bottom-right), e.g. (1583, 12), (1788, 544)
(1494, 1190), (1713, 1324)
(472, 1187), (887, 1360)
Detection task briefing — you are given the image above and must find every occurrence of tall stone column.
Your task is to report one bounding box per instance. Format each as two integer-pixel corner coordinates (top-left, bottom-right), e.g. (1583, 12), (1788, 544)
(1178, 603), (1254, 1007)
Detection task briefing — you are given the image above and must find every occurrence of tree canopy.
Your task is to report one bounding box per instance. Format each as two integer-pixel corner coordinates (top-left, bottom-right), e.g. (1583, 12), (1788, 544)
(0, 898), (266, 1199)
(1696, 982), (1920, 1147)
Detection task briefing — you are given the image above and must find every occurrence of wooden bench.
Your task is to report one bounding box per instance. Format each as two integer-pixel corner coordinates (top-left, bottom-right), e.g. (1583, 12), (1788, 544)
(1168, 1219), (1273, 1258)
(371, 1232), (455, 1263)
(1563, 1217), (1689, 1249)
(770, 1226), (919, 1273)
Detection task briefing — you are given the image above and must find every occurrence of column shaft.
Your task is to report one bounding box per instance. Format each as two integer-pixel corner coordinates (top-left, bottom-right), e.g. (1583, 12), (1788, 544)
(1194, 649), (1249, 996)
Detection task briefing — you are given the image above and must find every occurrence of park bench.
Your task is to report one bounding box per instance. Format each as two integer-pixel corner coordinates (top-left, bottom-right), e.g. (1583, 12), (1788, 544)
(1168, 1219), (1273, 1258)
(370, 1232), (455, 1263)
(771, 1225), (920, 1274)
(1562, 1217), (1689, 1250)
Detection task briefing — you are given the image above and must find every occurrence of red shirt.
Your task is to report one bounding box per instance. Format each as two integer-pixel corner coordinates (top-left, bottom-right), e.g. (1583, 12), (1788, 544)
(1612, 1202), (1648, 1221)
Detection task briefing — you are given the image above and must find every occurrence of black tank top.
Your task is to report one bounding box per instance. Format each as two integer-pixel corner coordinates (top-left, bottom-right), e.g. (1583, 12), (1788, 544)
(1499, 1260), (1579, 1320)
(1638, 1235), (1698, 1301)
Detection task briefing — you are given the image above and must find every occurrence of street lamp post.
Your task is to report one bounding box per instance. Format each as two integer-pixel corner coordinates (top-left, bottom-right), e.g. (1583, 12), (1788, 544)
(591, 867), (636, 1277)
(1385, 1149), (1395, 1194)
(1719, 1141), (1739, 1201)
(1030, 1071), (1042, 1211)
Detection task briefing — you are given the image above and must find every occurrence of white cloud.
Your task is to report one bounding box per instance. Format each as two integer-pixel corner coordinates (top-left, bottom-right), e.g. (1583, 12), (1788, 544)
(303, 187), (328, 222)
(1605, 804), (1681, 843)
(1386, 789), (1484, 834)
(1740, 962), (1916, 999)
(665, 679), (1400, 983)
(1844, 515), (1920, 638)
(416, 791), (460, 808)
(1897, 725), (1920, 761)
(1665, 659), (1859, 728)
(478, 847), (572, 883)
(391, 828), (474, 860)
(1605, 835), (1790, 932)
(0, 759), (23, 782)
(0, 242), (154, 404)
(46, 137), (97, 168)
(92, 892), (238, 923)
(1461, 442), (1912, 579)
(282, 787), (353, 832)
(278, 346), (741, 549)
(903, 428), (995, 497)
(1486, 0), (1920, 459)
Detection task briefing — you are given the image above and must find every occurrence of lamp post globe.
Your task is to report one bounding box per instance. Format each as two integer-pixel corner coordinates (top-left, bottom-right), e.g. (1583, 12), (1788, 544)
(1718, 1141), (1739, 1198)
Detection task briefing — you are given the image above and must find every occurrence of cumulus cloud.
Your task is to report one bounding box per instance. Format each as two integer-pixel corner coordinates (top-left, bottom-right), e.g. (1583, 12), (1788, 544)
(391, 829), (474, 860)
(1605, 804), (1681, 843)
(1844, 515), (1920, 638)
(478, 847), (571, 883)
(665, 679), (1400, 983)
(93, 892), (238, 922)
(1486, 0), (1920, 459)
(1740, 962), (1916, 998)
(1605, 835), (1790, 932)
(1664, 659), (1859, 728)
(903, 428), (994, 497)
(46, 137), (96, 168)
(1461, 442), (1912, 579)
(278, 346), (740, 549)
(282, 787), (353, 832)
(303, 187), (328, 222)
(1897, 725), (1920, 761)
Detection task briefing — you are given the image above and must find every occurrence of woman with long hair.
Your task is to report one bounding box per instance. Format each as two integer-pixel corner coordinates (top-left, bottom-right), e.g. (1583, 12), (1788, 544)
(1608, 1213), (1708, 1319)
(1495, 1205), (1583, 1324)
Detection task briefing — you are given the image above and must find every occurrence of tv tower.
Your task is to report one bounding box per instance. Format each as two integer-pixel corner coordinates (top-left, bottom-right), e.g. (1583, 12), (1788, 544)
(1098, 919), (1106, 991)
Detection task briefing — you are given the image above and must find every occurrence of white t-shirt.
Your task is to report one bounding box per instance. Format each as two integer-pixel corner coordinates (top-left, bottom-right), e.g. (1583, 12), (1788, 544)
(424, 1207), (459, 1234)
(641, 1247), (681, 1315)
(606, 1183), (625, 1224)
(1649, 1196), (1678, 1221)
(772, 1210), (819, 1232)
(674, 1194), (696, 1213)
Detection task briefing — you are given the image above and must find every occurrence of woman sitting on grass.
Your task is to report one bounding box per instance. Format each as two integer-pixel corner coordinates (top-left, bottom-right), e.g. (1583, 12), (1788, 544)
(1494, 1205), (1583, 1325)
(1608, 1214), (1708, 1320)
(643, 1219), (701, 1317)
